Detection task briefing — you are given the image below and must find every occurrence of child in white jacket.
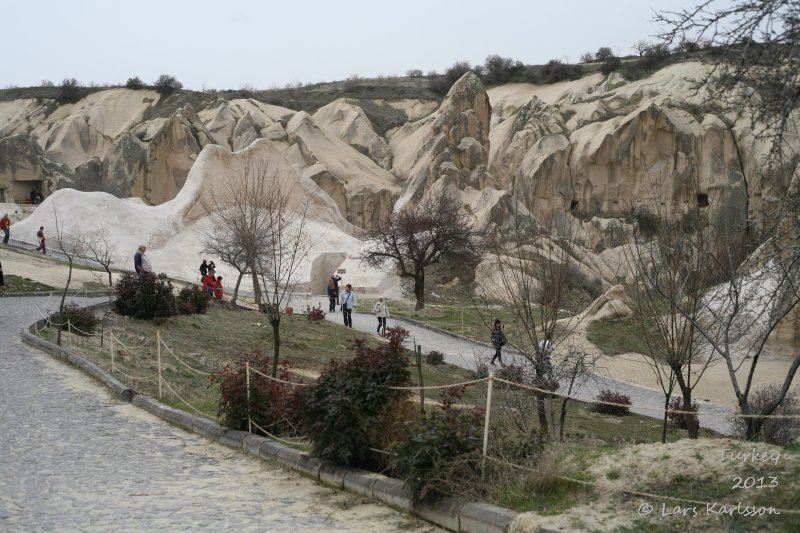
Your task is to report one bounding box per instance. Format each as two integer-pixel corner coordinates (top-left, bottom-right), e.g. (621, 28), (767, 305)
(372, 297), (390, 336)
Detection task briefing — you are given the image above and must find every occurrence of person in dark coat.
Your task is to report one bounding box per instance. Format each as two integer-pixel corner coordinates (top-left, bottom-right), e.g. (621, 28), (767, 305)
(327, 275), (339, 312)
(490, 319), (507, 366)
(200, 259), (209, 277)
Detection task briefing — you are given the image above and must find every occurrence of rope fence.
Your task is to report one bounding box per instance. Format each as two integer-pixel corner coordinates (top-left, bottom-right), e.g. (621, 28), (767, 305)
(36, 316), (800, 517)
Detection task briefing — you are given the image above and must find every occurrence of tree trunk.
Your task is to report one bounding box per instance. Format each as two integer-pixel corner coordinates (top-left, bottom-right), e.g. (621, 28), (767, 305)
(414, 270), (425, 310)
(683, 390), (699, 439)
(662, 397), (669, 444)
(232, 272), (244, 306)
(59, 259), (73, 312)
(250, 265), (262, 306)
(271, 315), (281, 378)
(536, 392), (549, 435)
(559, 398), (569, 442)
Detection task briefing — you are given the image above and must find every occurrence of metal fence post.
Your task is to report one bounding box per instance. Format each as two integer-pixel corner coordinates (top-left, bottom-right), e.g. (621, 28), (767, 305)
(157, 330), (162, 399)
(246, 361), (252, 434)
(482, 368), (494, 481)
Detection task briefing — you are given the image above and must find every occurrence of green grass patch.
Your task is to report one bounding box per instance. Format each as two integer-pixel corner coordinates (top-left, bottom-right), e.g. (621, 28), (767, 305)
(3, 274), (57, 293)
(586, 317), (651, 356)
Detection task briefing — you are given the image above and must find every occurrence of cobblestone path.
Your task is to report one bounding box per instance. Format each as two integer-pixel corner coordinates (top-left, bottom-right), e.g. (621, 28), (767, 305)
(0, 296), (439, 532)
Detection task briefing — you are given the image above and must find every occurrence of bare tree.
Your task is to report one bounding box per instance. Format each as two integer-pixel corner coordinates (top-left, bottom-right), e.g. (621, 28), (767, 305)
(78, 225), (117, 288)
(656, 0), (800, 440)
(201, 152), (316, 377)
(199, 217), (251, 307)
(51, 204), (86, 313)
(480, 202), (597, 436)
(657, 0), (800, 163)
(632, 39), (652, 56)
(623, 207), (719, 440)
(200, 154), (278, 308)
(255, 179), (316, 378)
(359, 188), (484, 310)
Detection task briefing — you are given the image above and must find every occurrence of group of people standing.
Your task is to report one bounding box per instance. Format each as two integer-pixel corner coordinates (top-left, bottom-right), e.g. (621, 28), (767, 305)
(327, 273), (389, 335)
(200, 259), (224, 300)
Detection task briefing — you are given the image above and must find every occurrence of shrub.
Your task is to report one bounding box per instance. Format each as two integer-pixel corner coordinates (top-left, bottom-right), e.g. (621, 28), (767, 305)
(391, 386), (483, 502)
(668, 396), (699, 429)
(177, 285), (211, 315)
(406, 69), (423, 77)
(593, 389), (631, 416)
(59, 78), (81, 103)
(305, 303), (326, 321)
(425, 350), (445, 366)
(153, 74), (183, 93)
(49, 304), (98, 335)
(601, 56), (622, 75)
(483, 54), (523, 84)
(733, 385), (800, 444)
(595, 46), (615, 61)
(471, 361), (489, 380)
(125, 76), (144, 89)
(114, 272), (177, 320)
(306, 327), (411, 466)
(539, 59), (583, 84)
(210, 354), (310, 435)
(634, 208), (660, 237)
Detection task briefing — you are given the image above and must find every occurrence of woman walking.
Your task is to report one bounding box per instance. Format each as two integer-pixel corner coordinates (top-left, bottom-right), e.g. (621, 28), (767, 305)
(372, 297), (389, 336)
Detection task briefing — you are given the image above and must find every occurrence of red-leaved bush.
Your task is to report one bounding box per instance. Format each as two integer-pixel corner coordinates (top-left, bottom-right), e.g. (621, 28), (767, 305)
(306, 327), (411, 466)
(210, 352), (310, 436)
(593, 389), (631, 416)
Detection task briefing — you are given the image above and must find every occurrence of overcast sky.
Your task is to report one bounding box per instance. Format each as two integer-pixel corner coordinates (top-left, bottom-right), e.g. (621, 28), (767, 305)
(2, 0), (715, 91)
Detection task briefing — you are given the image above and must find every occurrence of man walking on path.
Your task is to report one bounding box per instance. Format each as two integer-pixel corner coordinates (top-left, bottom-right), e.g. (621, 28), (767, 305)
(1, 213), (10, 244)
(340, 283), (356, 328)
(490, 318), (507, 366)
(35, 226), (46, 254)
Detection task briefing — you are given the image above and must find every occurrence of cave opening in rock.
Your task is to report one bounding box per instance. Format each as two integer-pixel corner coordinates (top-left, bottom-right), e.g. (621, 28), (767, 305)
(697, 193), (709, 207)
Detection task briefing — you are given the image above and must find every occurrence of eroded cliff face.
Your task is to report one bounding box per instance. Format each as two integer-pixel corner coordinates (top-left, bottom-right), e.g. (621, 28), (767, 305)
(0, 62), (794, 238)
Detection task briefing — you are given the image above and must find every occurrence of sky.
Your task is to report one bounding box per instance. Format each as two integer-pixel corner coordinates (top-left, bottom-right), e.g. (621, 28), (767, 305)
(1, 0), (717, 91)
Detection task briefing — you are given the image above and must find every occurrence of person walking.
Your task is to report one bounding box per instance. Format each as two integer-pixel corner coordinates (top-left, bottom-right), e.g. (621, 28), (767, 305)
(35, 226), (46, 254)
(1, 213), (10, 244)
(490, 319), (507, 366)
(372, 297), (390, 336)
(326, 275), (340, 312)
(340, 283), (356, 328)
(134, 245), (152, 273)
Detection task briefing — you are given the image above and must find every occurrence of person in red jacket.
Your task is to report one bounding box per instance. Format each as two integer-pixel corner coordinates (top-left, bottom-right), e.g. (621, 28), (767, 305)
(213, 276), (224, 300)
(35, 226), (46, 254)
(201, 272), (215, 296)
(1, 213), (11, 244)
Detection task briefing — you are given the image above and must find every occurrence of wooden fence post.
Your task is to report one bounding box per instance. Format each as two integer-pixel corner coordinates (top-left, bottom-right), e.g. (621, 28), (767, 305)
(157, 330), (162, 399)
(246, 361), (252, 434)
(482, 369), (494, 481)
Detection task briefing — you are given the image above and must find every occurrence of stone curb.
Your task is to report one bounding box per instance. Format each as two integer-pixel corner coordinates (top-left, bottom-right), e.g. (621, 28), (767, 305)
(20, 313), (561, 533)
(21, 327), (134, 402)
(3, 291), (114, 298)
